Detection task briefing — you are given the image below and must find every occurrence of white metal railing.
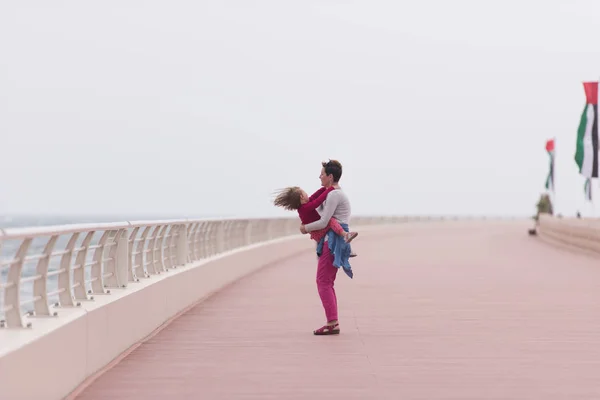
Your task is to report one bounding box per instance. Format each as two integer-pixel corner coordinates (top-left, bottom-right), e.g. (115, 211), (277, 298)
(0, 215), (419, 329)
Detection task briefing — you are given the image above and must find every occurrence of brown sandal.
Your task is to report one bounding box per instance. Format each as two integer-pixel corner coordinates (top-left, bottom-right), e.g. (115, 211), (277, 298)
(345, 232), (358, 243)
(313, 323), (340, 335)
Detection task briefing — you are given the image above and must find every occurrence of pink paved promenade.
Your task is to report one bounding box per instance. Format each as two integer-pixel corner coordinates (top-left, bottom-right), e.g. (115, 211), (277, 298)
(72, 221), (600, 399)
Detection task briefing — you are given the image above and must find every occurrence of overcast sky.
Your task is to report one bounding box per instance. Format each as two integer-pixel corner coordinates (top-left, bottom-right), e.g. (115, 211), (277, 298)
(1, 0), (599, 219)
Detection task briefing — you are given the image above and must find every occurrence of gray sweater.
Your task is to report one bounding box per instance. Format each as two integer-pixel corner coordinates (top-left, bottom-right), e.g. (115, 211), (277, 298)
(304, 188), (351, 232)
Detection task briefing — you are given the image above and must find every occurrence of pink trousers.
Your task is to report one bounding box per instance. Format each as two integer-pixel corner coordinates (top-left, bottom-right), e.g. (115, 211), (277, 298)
(316, 244), (338, 322)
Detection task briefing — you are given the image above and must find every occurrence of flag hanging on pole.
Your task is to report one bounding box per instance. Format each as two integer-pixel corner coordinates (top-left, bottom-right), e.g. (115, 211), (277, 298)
(574, 81), (599, 177)
(584, 178), (592, 201)
(545, 138), (555, 192)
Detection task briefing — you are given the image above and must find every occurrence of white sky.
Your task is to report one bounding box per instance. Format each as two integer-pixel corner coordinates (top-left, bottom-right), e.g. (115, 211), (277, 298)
(1, 0), (599, 219)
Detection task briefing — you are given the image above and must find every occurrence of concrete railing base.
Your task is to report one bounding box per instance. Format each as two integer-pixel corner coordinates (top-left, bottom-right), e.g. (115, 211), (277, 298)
(536, 214), (600, 257)
(0, 235), (312, 400)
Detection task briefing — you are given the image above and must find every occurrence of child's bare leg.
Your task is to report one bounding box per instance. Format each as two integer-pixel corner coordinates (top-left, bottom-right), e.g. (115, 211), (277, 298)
(328, 218), (359, 244)
(327, 218), (346, 237)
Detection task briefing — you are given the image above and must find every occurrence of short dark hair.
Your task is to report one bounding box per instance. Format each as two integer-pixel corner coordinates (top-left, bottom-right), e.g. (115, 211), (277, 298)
(273, 186), (303, 210)
(322, 159), (342, 183)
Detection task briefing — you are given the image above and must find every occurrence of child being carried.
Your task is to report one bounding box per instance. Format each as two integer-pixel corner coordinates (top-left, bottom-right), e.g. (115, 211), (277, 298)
(273, 186), (358, 255)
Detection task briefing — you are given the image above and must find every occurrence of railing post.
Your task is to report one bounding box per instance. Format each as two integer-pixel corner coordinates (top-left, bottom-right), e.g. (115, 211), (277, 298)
(32, 236), (57, 317)
(147, 226), (161, 275)
(186, 223), (197, 263)
(73, 232), (94, 301)
(177, 224), (188, 266)
(90, 231), (110, 294)
(128, 226), (140, 282)
(58, 233), (78, 307)
(155, 225), (168, 273)
(116, 229), (129, 288)
(104, 230), (121, 288)
(3, 238), (31, 328)
(216, 221), (225, 253)
(245, 220), (253, 245)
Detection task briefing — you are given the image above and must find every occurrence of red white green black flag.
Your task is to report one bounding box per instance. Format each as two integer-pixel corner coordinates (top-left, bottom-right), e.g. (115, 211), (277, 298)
(545, 138), (555, 192)
(574, 82), (599, 178)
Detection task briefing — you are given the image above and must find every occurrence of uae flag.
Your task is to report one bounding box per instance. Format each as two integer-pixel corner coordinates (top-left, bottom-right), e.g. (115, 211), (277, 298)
(574, 81), (599, 177)
(585, 178), (592, 201)
(545, 138), (555, 192)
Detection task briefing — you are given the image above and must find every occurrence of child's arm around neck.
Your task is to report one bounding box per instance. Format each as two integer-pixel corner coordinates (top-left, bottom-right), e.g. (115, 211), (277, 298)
(308, 186), (327, 202)
(300, 186), (335, 212)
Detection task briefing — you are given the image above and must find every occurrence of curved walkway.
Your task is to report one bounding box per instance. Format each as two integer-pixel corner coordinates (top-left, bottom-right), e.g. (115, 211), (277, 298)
(73, 221), (600, 399)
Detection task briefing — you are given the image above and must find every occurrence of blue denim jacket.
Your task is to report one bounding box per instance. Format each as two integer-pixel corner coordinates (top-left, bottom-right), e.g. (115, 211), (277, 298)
(316, 223), (353, 279)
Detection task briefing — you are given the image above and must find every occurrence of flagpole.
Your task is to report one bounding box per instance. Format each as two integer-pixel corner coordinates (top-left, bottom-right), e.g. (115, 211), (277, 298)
(593, 179), (596, 217)
(551, 136), (556, 215)
(542, 137), (556, 218)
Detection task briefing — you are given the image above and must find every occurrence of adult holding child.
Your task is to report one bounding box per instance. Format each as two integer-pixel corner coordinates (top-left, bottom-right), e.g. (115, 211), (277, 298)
(300, 159), (353, 336)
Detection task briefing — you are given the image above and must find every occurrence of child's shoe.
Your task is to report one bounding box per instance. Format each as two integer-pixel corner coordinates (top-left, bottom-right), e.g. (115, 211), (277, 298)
(345, 232), (358, 243)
